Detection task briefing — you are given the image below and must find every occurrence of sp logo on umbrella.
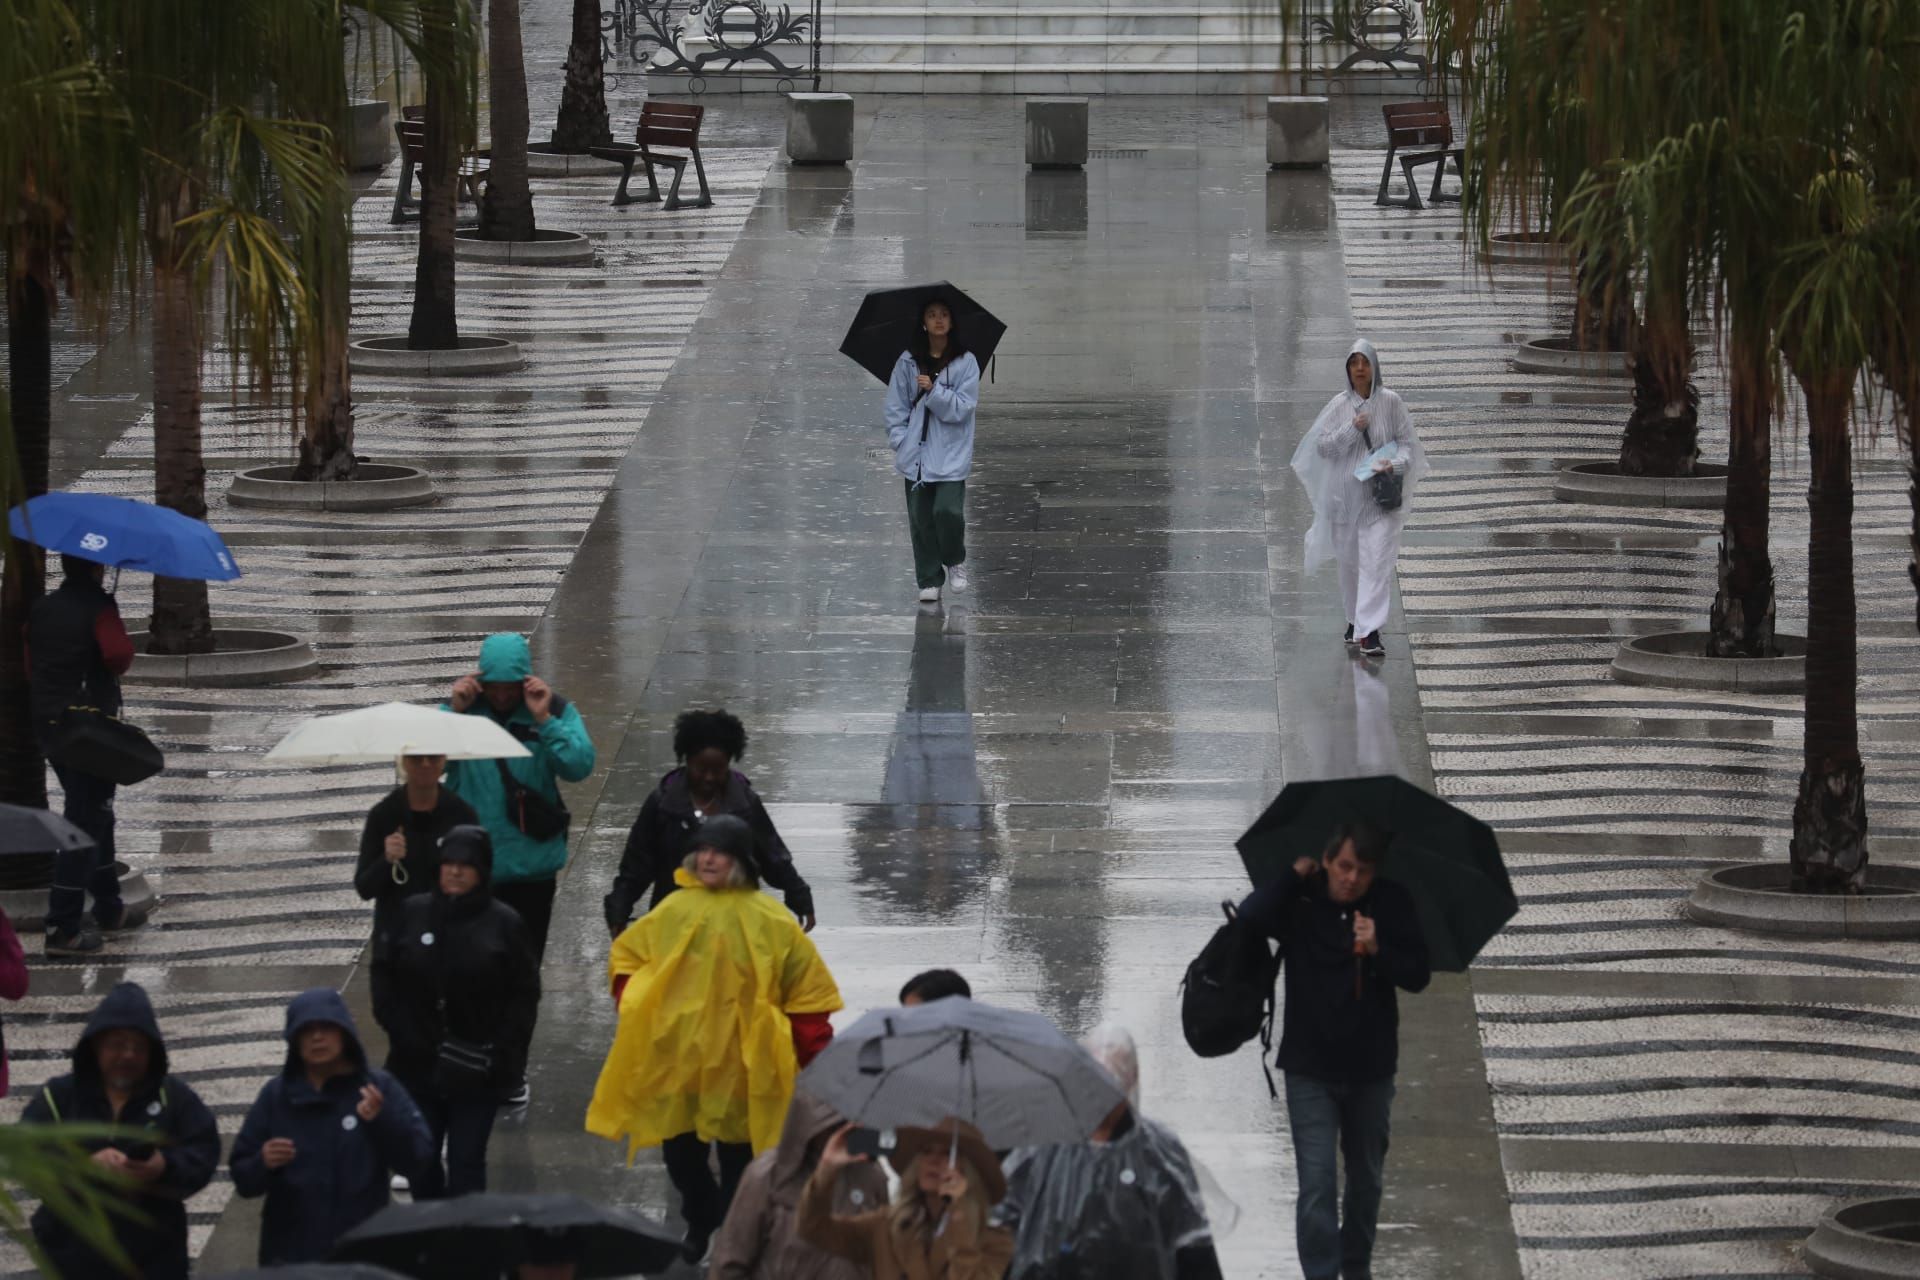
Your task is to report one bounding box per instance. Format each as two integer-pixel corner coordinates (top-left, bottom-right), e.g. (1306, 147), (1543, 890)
(79, 532), (108, 551)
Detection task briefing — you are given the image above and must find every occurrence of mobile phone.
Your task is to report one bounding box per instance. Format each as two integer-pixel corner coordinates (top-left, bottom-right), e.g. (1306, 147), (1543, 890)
(844, 1127), (895, 1161)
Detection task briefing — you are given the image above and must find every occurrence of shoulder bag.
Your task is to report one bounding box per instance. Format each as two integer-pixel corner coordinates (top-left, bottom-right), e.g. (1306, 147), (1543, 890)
(1359, 423), (1405, 512)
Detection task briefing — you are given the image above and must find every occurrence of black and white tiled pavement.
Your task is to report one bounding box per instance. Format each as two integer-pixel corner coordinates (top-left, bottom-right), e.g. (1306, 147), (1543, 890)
(1332, 151), (1920, 1277)
(0, 145), (778, 1268)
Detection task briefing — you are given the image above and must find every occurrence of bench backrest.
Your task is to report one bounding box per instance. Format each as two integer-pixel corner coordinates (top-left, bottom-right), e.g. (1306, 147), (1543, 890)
(394, 117), (426, 162)
(637, 101), (704, 151)
(1383, 101), (1453, 149)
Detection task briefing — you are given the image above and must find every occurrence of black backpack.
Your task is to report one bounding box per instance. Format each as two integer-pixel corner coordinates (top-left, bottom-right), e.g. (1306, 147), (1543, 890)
(1180, 901), (1282, 1094)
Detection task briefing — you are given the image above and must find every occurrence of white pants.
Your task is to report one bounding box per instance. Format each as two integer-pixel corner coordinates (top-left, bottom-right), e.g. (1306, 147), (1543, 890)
(1334, 517), (1401, 636)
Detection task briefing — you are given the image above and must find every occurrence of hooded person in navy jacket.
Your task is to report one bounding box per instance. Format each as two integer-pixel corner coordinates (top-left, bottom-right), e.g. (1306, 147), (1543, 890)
(229, 987), (432, 1265)
(18, 981), (220, 1280)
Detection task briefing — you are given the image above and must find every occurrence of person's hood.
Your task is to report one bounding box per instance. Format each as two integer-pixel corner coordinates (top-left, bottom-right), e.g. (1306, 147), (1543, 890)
(477, 632), (533, 682)
(1345, 337), (1382, 397)
(437, 824), (495, 887)
(74, 981), (167, 1084)
(281, 987), (368, 1077)
(657, 766), (753, 817)
(691, 813), (763, 882)
(769, 1090), (850, 1202)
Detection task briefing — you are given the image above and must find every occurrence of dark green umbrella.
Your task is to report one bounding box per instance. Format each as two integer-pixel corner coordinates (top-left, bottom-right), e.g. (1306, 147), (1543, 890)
(1236, 776), (1516, 972)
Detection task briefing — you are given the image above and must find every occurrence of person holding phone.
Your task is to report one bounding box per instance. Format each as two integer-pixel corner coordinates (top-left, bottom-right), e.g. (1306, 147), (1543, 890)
(444, 631), (595, 1107)
(884, 299), (981, 604)
(17, 982), (221, 1280)
(800, 1116), (1014, 1280)
(1290, 338), (1427, 659)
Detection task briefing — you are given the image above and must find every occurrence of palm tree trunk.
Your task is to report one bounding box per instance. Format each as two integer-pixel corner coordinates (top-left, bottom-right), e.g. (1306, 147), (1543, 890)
(1617, 280), (1700, 477)
(1789, 373), (1867, 892)
(1570, 242), (1633, 353)
(297, 302), (357, 480)
(148, 228), (214, 656)
(1707, 325), (1776, 657)
(1, 234), (52, 809)
(551, 0), (612, 152)
(409, 70), (462, 349)
(478, 0), (536, 242)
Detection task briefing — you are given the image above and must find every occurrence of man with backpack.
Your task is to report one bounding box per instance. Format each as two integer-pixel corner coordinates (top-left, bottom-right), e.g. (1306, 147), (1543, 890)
(1238, 822), (1429, 1280)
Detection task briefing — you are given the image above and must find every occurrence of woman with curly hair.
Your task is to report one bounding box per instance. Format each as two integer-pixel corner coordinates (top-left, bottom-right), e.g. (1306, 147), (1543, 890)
(604, 709), (816, 935)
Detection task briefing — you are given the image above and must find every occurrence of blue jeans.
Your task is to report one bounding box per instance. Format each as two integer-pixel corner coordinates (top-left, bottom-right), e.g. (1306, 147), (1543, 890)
(46, 760), (123, 935)
(1285, 1072), (1395, 1280)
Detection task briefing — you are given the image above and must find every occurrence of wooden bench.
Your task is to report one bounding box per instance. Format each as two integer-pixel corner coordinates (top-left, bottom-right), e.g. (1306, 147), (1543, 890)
(389, 106), (492, 224)
(1378, 101), (1464, 210)
(589, 102), (713, 211)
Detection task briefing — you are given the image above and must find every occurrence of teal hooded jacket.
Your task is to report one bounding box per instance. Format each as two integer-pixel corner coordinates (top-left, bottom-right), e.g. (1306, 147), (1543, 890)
(441, 634), (596, 884)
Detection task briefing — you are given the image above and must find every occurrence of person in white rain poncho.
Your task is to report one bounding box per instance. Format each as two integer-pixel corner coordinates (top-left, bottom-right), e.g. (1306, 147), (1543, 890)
(1290, 338), (1427, 659)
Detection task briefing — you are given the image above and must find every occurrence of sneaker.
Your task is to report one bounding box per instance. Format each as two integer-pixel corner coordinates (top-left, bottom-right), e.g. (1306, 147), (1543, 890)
(500, 1080), (531, 1108)
(946, 563), (970, 593)
(1359, 631), (1386, 658)
(390, 1173), (410, 1192)
(1343, 623), (1356, 646)
(917, 586), (940, 604)
(46, 927), (103, 957)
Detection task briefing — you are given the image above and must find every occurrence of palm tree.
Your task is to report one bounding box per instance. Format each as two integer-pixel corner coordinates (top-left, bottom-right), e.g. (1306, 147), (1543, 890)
(478, 0), (537, 242)
(79, 0), (344, 653)
(551, 0), (613, 153)
(1, 0), (137, 801)
(408, 0), (479, 350)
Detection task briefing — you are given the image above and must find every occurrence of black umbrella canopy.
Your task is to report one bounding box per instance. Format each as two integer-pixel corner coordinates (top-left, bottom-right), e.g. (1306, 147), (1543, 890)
(1236, 776), (1516, 972)
(0, 803), (95, 857)
(332, 1192), (682, 1279)
(839, 281), (1008, 384)
(211, 1267), (415, 1279)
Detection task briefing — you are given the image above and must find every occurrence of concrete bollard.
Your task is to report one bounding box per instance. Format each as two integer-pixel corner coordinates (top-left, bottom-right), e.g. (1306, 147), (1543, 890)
(1267, 96), (1330, 169)
(786, 92), (855, 166)
(1026, 97), (1089, 170)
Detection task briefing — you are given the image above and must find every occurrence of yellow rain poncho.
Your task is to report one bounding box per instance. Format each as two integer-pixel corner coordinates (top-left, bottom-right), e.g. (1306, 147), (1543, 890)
(586, 868), (842, 1157)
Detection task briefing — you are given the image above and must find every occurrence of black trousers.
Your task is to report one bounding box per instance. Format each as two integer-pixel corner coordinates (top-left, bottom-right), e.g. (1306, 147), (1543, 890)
(46, 761), (123, 934)
(494, 877), (556, 958)
(400, 1074), (498, 1199)
(661, 1133), (754, 1235)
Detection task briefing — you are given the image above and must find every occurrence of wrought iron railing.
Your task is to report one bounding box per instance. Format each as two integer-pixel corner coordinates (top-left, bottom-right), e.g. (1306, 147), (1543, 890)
(602, 0), (822, 92)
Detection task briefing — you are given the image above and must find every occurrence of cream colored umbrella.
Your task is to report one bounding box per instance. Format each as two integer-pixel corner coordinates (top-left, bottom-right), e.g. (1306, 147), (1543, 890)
(264, 701), (531, 765)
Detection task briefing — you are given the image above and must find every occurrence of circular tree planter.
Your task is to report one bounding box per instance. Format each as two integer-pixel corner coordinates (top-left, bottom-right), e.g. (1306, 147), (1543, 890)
(525, 145), (627, 178)
(124, 629), (319, 688)
(1611, 631), (1807, 693)
(350, 335), (523, 377)
(1552, 461), (1729, 508)
(1482, 231), (1567, 268)
(1807, 1197), (1920, 1278)
(0, 861), (156, 934)
(1512, 336), (1632, 377)
(453, 228), (595, 267)
(228, 463), (437, 512)
(1688, 863), (1920, 939)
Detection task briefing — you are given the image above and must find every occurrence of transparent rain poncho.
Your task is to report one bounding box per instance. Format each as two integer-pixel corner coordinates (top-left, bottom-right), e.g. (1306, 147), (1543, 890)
(1289, 337), (1429, 573)
(994, 1026), (1236, 1279)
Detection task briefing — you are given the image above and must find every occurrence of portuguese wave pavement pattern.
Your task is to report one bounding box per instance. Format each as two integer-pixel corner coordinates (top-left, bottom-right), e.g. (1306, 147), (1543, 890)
(0, 142), (779, 1268)
(1329, 150), (1920, 1278)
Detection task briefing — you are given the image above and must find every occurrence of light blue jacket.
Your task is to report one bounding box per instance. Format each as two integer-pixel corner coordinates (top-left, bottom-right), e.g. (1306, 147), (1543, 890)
(885, 349), (979, 484)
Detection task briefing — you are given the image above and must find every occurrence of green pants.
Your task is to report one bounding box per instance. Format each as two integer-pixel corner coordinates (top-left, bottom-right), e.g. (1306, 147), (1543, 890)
(904, 480), (966, 589)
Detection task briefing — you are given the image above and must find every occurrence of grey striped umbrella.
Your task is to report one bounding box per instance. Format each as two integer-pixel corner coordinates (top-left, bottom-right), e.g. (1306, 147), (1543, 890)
(799, 998), (1123, 1150)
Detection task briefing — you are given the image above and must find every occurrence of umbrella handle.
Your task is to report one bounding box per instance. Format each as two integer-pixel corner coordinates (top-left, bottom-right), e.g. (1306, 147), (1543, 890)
(391, 861), (409, 886)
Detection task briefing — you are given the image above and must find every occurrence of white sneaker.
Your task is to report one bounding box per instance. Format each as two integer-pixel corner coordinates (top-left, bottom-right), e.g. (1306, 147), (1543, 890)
(946, 563), (970, 593)
(391, 1173), (410, 1192)
(918, 586), (940, 604)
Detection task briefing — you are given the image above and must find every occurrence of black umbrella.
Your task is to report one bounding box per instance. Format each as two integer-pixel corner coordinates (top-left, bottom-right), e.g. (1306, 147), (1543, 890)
(0, 803), (95, 856)
(1236, 776), (1516, 972)
(331, 1192), (682, 1279)
(839, 281), (1007, 384)
(211, 1267), (415, 1279)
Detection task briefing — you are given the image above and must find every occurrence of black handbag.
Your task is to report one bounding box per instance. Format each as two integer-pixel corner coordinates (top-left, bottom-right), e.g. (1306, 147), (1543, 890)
(1360, 424), (1405, 512)
(44, 707), (165, 785)
(493, 757), (571, 842)
(433, 1033), (497, 1098)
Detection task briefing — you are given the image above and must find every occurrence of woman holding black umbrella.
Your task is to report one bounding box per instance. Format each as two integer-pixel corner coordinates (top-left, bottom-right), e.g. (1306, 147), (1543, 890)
(884, 299), (981, 604)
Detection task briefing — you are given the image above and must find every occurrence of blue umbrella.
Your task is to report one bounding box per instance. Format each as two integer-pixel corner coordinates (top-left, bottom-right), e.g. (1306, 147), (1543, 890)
(8, 492), (241, 581)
